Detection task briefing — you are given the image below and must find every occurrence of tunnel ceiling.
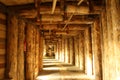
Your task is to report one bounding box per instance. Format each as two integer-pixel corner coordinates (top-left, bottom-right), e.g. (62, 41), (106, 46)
(0, 0), (104, 44)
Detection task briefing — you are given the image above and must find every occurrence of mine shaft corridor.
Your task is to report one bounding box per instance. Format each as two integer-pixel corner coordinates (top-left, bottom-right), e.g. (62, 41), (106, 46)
(0, 0), (120, 80)
(36, 32), (97, 80)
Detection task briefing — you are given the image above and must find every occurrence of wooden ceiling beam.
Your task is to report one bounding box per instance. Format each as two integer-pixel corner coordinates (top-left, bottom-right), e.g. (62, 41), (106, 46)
(77, 0), (84, 6)
(40, 24), (89, 31)
(35, 21), (92, 25)
(51, 0), (57, 14)
(62, 0), (86, 30)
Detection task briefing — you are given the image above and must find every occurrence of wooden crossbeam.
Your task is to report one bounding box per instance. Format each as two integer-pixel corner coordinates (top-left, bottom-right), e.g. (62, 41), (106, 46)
(62, 0), (85, 30)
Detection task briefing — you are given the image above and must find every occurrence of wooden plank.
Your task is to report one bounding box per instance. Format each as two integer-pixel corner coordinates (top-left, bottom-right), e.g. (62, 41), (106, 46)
(0, 63), (5, 68)
(0, 19), (6, 25)
(0, 38), (6, 43)
(0, 49), (5, 55)
(0, 43), (6, 49)
(17, 19), (25, 80)
(0, 24), (6, 31)
(0, 68), (5, 79)
(6, 14), (18, 80)
(26, 24), (34, 80)
(0, 13), (6, 20)
(0, 55), (5, 64)
(0, 31), (6, 38)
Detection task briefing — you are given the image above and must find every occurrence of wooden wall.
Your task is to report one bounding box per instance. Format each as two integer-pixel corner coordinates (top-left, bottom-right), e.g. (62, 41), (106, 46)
(0, 3), (6, 79)
(102, 0), (120, 80)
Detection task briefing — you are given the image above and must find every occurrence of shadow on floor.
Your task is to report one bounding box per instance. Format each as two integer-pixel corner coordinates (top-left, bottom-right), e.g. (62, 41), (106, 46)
(36, 58), (95, 80)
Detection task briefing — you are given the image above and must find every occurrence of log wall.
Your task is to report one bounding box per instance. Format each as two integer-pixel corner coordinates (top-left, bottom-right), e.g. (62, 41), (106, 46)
(102, 0), (120, 80)
(39, 35), (44, 71)
(0, 3), (6, 79)
(17, 19), (25, 80)
(6, 14), (18, 80)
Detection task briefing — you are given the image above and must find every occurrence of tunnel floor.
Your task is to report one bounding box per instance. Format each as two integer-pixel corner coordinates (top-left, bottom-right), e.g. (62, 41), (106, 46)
(36, 58), (95, 80)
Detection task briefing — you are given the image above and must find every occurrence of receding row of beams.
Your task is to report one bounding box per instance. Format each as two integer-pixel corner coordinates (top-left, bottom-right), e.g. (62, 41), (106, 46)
(8, 4), (102, 15)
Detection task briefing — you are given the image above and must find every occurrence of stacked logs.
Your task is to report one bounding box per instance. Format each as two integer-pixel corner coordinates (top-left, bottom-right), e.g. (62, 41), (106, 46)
(6, 14), (43, 80)
(0, 3), (7, 79)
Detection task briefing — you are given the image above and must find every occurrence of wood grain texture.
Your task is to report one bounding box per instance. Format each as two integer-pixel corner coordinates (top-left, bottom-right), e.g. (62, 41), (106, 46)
(0, 68), (5, 79)
(0, 24), (6, 31)
(17, 19), (25, 80)
(6, 14), (18, 80)
(34, 29), (40, 77)
(0, 49), (5, 55)
(0, 13), (6, 20)
(0, 19), (6, 25)
(0, 6), (6, 79)
(0, 31), (6, 38)
(26, 23), (34, 80)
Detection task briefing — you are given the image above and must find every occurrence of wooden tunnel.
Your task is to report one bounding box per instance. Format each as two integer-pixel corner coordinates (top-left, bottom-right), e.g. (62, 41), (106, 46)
(0, 0), (120, 80)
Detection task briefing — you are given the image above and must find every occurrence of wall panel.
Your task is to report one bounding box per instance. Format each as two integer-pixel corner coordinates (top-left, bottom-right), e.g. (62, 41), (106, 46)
(0, 4), (6, 79)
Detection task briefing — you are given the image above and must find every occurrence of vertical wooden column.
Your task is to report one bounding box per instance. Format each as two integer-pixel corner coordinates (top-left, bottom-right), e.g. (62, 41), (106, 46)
(17, 19), (25, 80)
(6, 14), (18, 80)
(110, 2), (120, 79)
(110, 1), (120, 79)
(34, 28), (40, 77)
(55, 43), (58, 60)
(26, 24), (34, 80)
(72, 37), (75, 65)
(68, 37), (73, 64)
(78, 31), (85, 71)
(74, 36), (79, 67)
(61, 37), (65, 62)
(102, 0), (120, 80)
(43, 39), (46, 57)
(92, 18), (102, 80)
(67, 38), (70, 63)
(85, 28), (93, 75)
(59, 40), (62, 62)
(54, 43), (57, 59)
(32, 27), (36, 79)
(58, 41), (61, 61)
(39, 34), (44, 71)
(64, 38), (68, 63)
(68, 38), (70, 63)
(63, 38), (66, 62)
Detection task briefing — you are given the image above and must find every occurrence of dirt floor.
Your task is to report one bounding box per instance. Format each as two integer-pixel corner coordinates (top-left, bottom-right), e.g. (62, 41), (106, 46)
(36, 58), (95, 80)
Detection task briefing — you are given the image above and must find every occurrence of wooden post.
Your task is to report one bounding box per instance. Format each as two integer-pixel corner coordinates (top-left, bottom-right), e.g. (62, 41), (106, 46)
(61, 37), (65, 62)
(58, 41), (61, 61)
(6, 14), (18, 80)
(92, 18), (102, 80)
(78, 31), (85, 71)
(72, 37), (75, 65)
(64, 38), (68, 63)
(84, 28), (93, 75)
(17, 19), (25, 80)
(33, 27), (36, 79)
(74, 36), (79, 67)
(67, 38), (70, 63)
(55, 43), (58, 60)
(26, 24), (34, 80)
(34, 29), (40, 77)
(102, 0), (120, 80)
(39, 34), (43, 71)
(59, 40), (62, 62)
